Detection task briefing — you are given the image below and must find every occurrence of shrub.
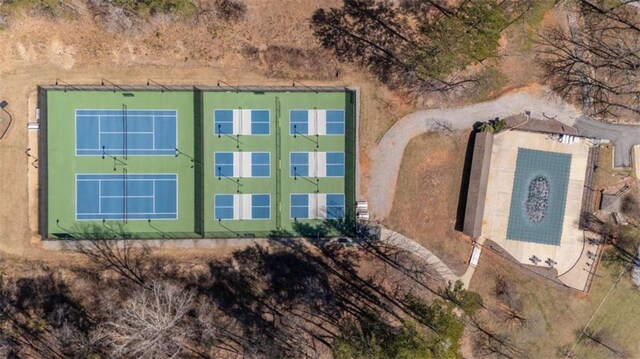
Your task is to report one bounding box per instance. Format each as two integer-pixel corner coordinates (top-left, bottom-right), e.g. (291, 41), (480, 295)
(478, 118), (507, 133)
(215, 0), (246, 21)
(621, 194), (640, 220)
(110, 0), (197, 17)
(0, 0), (67, 17)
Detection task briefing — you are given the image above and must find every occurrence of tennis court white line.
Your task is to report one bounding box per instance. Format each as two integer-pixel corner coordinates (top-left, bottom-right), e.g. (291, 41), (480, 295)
(77, 175), (178, 219)
(77, 178), (176, 182)
(100, 195), (154, 199)
(77, 110), (177, 153)
(100, 131), (155, 134)
(79, 212), (178, 216)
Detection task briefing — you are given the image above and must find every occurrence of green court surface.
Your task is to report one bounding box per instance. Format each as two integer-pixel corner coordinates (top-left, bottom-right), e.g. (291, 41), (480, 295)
(39, 87), (356, 239)
(506, 148), (572, 246)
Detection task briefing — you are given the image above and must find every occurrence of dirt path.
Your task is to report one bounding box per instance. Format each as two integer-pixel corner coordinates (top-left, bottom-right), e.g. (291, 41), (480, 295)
(367, 88), (582, 220)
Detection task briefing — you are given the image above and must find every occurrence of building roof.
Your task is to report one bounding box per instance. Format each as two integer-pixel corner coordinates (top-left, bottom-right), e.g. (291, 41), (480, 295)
(463, 131), (494, 238)
(504, 114), (578, 135)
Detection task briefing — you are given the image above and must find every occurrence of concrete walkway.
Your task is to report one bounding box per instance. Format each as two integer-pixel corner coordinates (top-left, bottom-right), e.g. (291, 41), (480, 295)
(368, 90), (582, 220)
(380, 227), (460, 284)
(458, 237), (486, 289)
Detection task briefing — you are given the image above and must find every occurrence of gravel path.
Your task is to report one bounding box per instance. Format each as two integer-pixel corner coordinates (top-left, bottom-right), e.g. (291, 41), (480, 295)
(368, 90), (582, 220)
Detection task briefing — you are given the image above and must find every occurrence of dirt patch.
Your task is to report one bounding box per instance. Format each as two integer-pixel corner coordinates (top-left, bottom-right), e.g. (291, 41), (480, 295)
(384, 131), (473, 275)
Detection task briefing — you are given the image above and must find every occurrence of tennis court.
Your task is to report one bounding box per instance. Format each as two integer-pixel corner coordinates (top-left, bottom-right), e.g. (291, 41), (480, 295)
(41, 87), (356, 239)
(214, 109), (270, 135)
(290, 193), (345, 220)
(76, 174), (178, 220)
(289, 152), (345, 177)
(76, 109), (177, 156)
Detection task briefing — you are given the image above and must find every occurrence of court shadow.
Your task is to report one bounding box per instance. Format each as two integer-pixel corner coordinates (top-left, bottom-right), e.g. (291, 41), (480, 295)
(291, 221), (330, 238)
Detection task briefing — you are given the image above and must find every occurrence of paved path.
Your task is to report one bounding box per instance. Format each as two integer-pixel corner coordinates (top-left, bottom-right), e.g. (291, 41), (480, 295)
(573, 116), (640, 167)
(458, 237), (486, 288)
(380, 227), (460, 284)
(367, 88), (640, 289)
(368, 90), (582, 219)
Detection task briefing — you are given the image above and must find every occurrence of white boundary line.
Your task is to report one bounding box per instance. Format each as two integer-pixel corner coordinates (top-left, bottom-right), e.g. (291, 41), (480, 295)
(213, 108), (272, 136)
(288, 109), (345, 136)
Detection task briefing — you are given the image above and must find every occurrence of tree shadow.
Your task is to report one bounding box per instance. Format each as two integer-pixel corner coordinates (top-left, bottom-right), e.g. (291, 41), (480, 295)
(200, 244), (344, 357)
(189, 221), (482, 357)
(2, 273), (100, 358)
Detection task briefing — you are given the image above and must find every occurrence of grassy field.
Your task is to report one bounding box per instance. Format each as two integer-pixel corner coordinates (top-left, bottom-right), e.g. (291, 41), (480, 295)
(593, 144), (636, 189)
(469, 243), (640, 358)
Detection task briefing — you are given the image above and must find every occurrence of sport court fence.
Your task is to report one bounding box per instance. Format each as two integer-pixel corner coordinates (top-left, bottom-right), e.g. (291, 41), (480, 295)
(38, 88), (49, 238)
(39, 85), (357, 240)
(579, 146), (599, 229)
(193, 89), (205, 236)
(40, 85), (351, 93)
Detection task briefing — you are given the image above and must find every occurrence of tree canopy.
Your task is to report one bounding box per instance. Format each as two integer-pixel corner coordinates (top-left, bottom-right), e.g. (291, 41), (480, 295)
(312, 0), (527, 92)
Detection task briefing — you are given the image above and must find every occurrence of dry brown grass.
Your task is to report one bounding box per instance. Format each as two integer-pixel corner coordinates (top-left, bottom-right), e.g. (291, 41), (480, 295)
(2, 2), (637, 357)
(593, 144), (635, 190)
(469, 245), (640, 358)
(0, 1), (420, 261)
(384, 131), (473, 275)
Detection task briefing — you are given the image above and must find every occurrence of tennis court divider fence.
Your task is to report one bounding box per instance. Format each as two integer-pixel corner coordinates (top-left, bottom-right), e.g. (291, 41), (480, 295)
(193, 89), (205, 237)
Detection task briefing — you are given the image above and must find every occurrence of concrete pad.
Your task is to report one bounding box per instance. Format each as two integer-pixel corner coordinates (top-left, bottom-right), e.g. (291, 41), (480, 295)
(633, 145), (640, 178)
(28, 124), (39, 244)
(480, 130), (593, 291)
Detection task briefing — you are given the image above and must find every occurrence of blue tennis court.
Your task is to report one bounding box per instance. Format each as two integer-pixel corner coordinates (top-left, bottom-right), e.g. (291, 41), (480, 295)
(290, 193), (345, 219)
(76, 109), (177, 156)
(76, 174), (177, 220)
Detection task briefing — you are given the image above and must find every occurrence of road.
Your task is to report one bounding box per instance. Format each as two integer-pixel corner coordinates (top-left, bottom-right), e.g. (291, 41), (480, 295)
(573, 116), (640, 167)
(367, 88), (640, 289)
(368, 89), (582, 220)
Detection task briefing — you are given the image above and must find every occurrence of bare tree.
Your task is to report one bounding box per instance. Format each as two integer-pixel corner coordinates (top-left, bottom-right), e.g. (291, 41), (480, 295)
(539, 1), (640, 119)
(576, 327), (628, 358)
(311, 0), (526, 92)
(75, 224), (152, 288)
(621, 194), (640, 220)
(470, 316), (526, 359)
(98, 281), (195, 359)
(492, 275), (526, 327)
